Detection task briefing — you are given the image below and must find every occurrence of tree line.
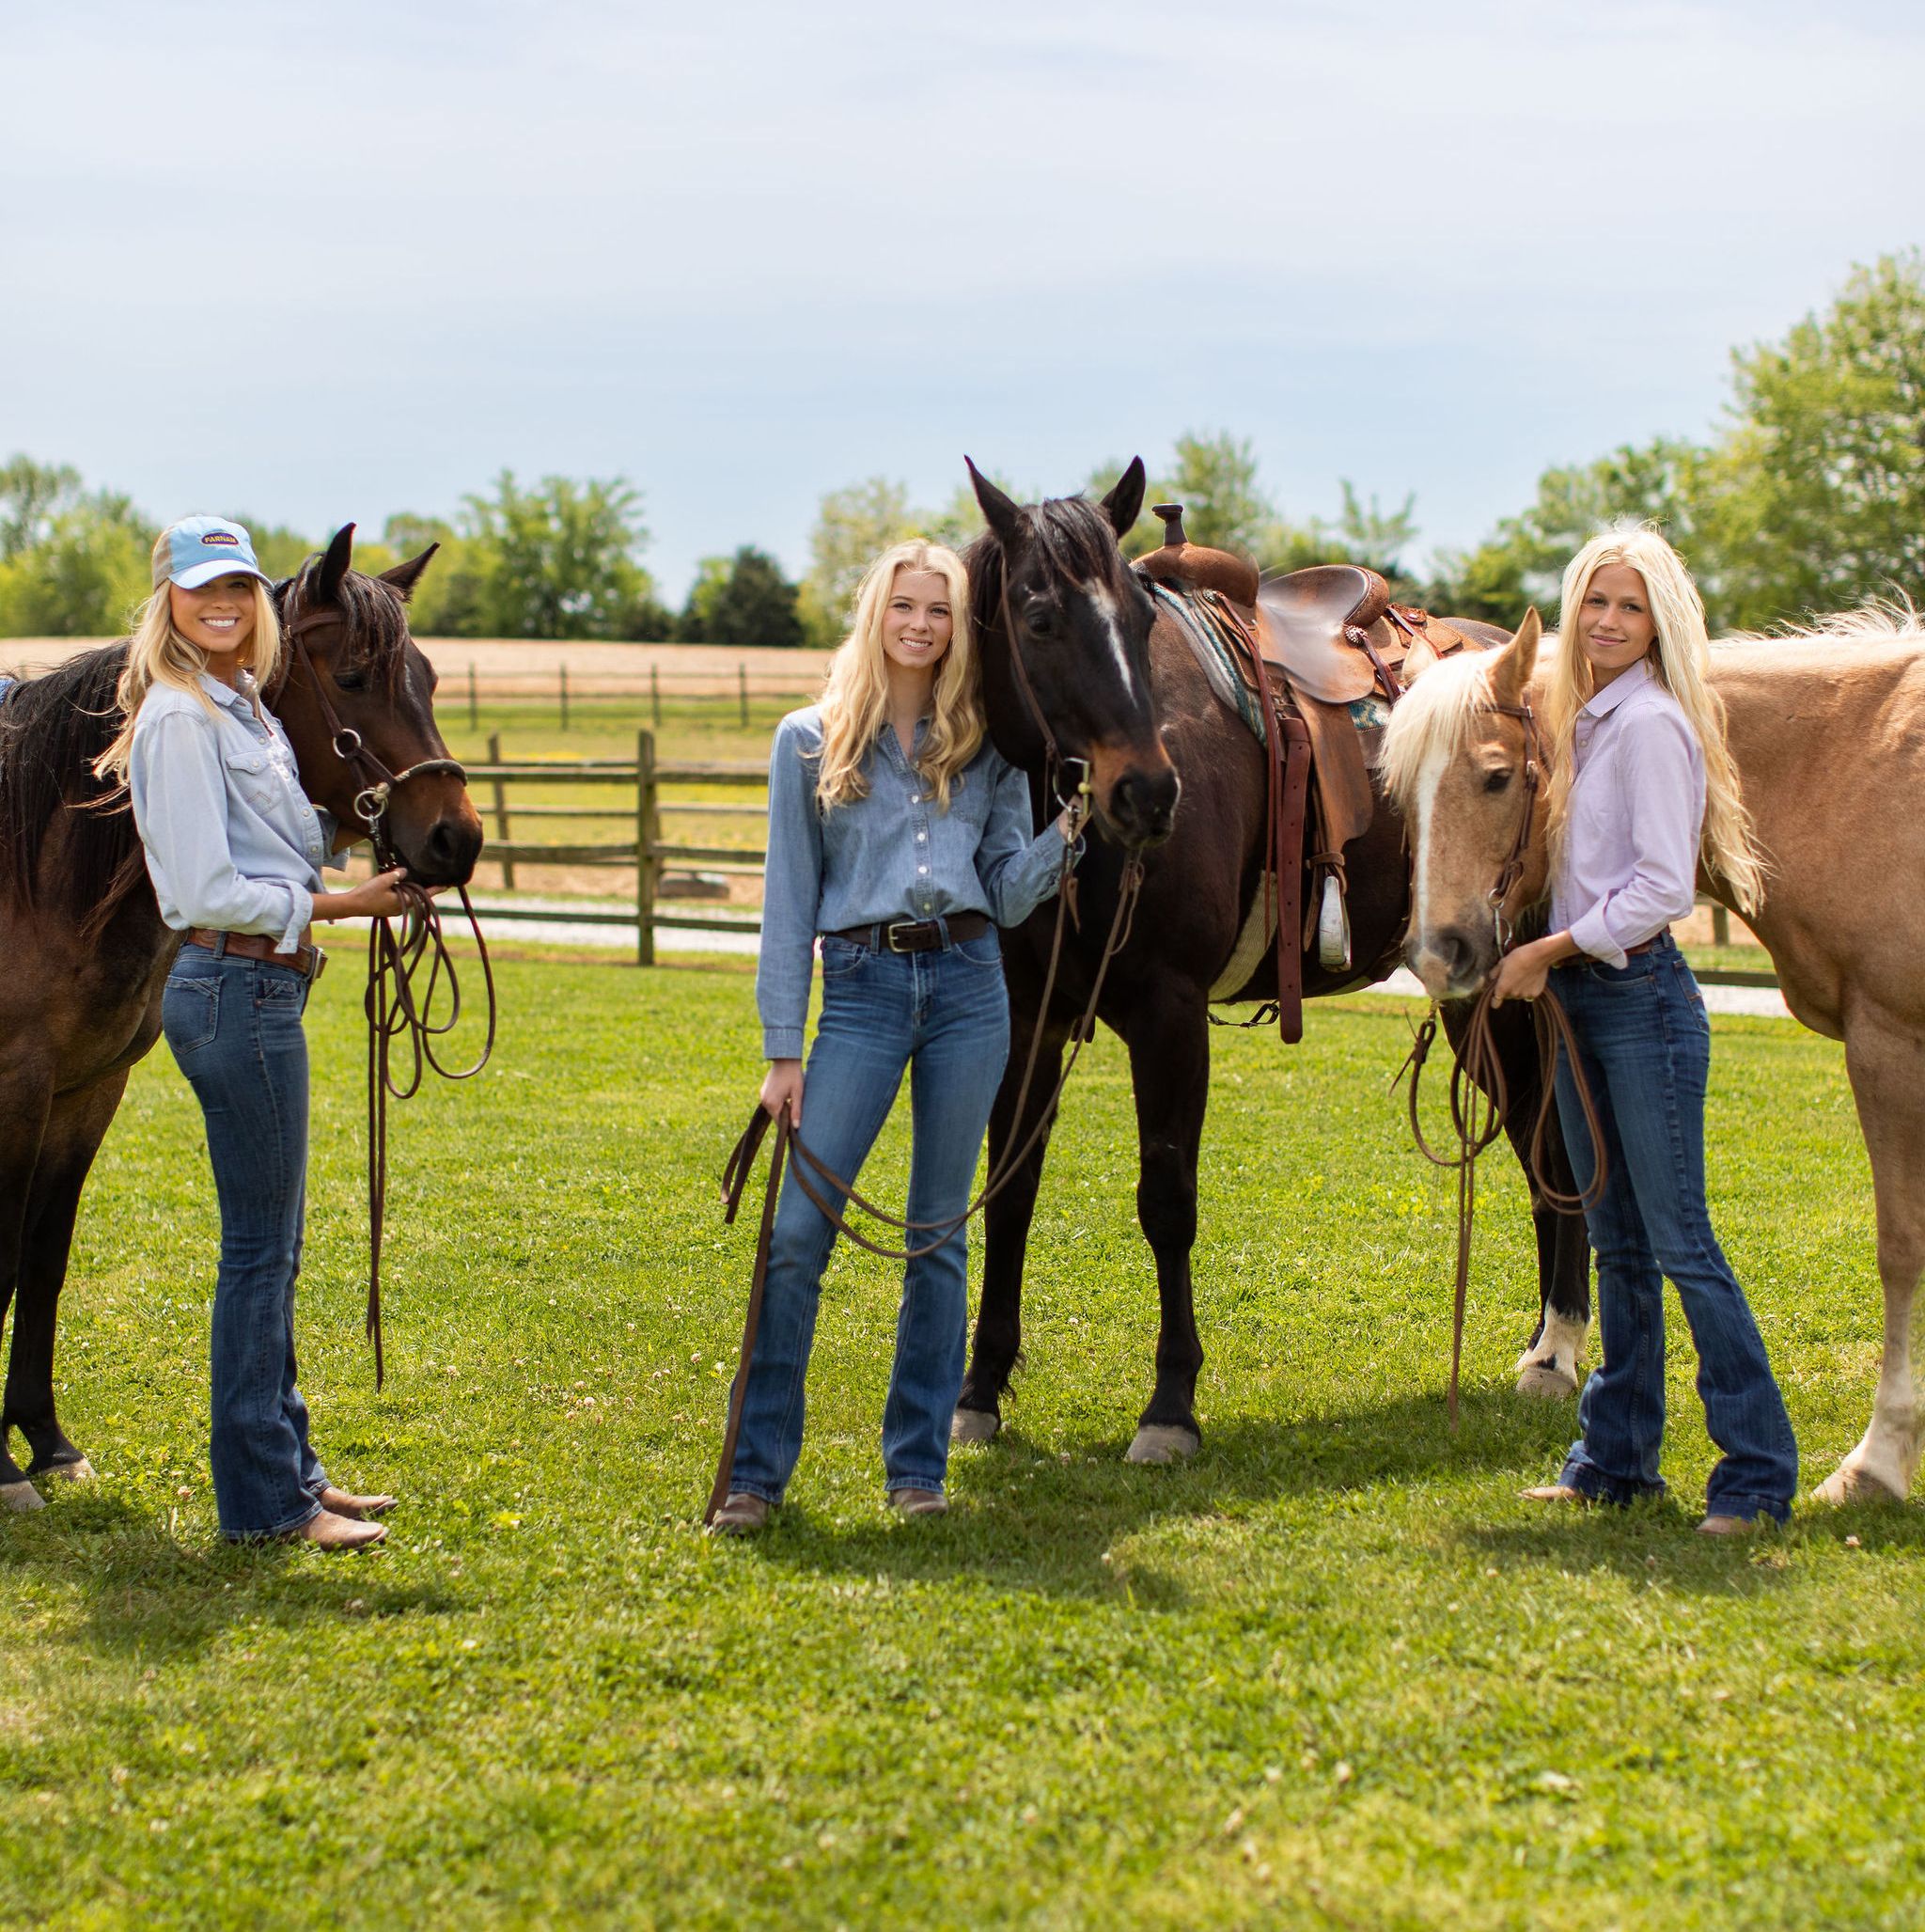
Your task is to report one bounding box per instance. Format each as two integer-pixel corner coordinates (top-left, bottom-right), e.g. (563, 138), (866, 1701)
(4, 253), (1917, 646)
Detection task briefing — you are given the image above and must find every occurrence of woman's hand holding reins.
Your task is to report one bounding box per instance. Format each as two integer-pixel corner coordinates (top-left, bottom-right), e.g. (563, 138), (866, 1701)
(314, 869), (423, 921)
(1489, 930), (1580, 1006)
(760, 1059), (804, 1127)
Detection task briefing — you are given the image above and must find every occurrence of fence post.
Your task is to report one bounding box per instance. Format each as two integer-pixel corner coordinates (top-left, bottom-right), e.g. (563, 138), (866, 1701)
(467, 662), (478, 731)
(650, 663), (661, 728)
(738, 661), (748, 729)
(1712, 904), (1730, 947)
(487, 730), (515, 891)
(559, 663), (570, 731)
(635, 728), (659, 967)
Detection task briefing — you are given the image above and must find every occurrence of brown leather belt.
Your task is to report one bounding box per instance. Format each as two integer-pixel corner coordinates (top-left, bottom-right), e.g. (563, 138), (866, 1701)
(828, 912), (993, 954)
(185, 927), (326, 981)
(1623, 927), (1671, 957)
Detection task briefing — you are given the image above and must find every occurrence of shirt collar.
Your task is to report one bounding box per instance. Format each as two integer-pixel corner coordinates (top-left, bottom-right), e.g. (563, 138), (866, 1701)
(1580, 656), (1654, 721)
(196, 668), (261, 717)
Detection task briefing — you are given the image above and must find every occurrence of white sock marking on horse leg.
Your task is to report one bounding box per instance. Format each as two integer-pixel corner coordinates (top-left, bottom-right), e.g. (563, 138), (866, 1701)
(1839, 1332), (1917, 1499)
(1515, 1308), (1589, 1391)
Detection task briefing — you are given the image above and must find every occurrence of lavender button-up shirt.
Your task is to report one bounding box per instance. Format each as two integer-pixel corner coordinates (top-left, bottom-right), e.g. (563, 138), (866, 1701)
(1550, 659), (1705, 969)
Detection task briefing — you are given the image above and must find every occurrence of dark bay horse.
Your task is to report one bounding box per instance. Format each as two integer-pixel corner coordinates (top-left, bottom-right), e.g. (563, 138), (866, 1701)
(0, 525), (482, 1511)
(952, 463), (1589, 1462)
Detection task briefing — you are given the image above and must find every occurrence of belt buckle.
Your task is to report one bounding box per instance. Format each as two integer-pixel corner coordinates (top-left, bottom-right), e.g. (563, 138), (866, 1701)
(309, 944), (328, 984)
(884, 919), (923, 953)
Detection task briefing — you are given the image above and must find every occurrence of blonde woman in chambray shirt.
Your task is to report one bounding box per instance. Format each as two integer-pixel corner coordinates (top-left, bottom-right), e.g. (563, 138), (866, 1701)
(1490, 527), (1795, 1531)
(94, 518), (414, 1549)
(710, 538), (1086, 1533)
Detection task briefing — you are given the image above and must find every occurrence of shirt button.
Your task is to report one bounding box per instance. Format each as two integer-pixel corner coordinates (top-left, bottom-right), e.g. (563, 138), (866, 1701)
(916, 831), (926, 842)
(918, 865), (929, 874)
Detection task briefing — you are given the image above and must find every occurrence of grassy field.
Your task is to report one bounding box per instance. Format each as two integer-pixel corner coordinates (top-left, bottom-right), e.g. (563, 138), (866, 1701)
(1, 954), (1914, 1927)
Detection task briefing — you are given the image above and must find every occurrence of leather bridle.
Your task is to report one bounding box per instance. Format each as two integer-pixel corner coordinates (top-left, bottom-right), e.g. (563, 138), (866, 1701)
(1482, 698), (1546, 954)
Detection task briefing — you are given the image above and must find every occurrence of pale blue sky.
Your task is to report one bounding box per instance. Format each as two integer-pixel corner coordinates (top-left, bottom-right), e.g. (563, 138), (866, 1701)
(4, 1), (1920, 598)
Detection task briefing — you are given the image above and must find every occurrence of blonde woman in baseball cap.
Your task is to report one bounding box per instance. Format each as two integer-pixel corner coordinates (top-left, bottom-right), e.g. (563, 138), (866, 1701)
(96, 517), (415, 1550)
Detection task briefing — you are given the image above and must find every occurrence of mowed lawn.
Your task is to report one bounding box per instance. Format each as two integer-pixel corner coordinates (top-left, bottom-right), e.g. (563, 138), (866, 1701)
(3, 954), (1920, 1930)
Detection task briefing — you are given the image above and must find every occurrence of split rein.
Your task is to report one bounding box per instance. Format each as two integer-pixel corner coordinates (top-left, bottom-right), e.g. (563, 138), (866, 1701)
(1396, 697), (1605, 1426)
(279, 607), (497, 1389)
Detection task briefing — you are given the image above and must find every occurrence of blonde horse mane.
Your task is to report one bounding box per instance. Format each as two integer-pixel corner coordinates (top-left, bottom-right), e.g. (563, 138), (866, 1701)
(1380, 649), (1503, 812)
(1714, 595), (1925, 651)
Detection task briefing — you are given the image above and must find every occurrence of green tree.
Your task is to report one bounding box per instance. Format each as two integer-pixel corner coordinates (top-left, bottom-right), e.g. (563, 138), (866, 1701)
(1698, 251), (1925, 629)
(1425, 437), (1709, 627)
(676, 556), (733, 642)
(1164, 432), (1275, 557)
(458, 471), (658, 639)
(227, 517), (316, 582)
(689, 546), (804, 648)
(0, 456), (83, 561)
(0, 490), (152, 636)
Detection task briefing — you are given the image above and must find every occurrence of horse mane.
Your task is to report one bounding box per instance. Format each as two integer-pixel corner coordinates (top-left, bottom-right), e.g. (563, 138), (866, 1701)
(1379, 649), (1498, 812)
(0, 642), (149, 931)
(963, 493), (1137, 629)
(1714, 595), (1925, 652)
(277, 552), (412, 698)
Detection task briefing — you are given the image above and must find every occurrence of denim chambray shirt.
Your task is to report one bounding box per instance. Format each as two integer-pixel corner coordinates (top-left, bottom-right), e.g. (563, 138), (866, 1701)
(129, 671), (343, 953)
(756, 706), (1070, 1059)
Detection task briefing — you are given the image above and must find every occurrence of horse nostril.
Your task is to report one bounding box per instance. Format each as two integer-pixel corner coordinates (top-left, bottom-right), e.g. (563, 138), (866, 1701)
(1437, 925), (1478, 982)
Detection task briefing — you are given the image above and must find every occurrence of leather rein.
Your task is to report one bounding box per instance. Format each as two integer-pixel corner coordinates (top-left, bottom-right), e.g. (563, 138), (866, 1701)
(705, 554), (1148, 1522)
(1396, 697), (1605, 1425)
(275, 595), (498, 1388)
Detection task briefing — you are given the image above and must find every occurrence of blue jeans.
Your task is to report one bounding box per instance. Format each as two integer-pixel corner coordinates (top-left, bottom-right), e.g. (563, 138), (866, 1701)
(1550, 935), (1797, 1521)
(728, 927), (1011, 1502)
(163, 948), (330, 1541)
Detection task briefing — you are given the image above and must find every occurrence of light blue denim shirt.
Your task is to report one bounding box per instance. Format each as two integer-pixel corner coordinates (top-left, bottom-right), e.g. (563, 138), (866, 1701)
(129, 671), (342, 952)
(757, 706), (1070, 1059)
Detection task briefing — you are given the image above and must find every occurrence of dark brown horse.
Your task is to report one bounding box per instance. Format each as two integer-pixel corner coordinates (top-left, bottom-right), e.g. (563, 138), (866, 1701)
(952, 463), (1589, 1461)
(0, 525), (483, 1511)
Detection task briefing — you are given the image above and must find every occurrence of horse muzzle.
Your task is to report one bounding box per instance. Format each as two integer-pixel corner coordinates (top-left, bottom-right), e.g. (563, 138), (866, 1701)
(1088, 742), (1181, 849)
(1408, 921), (1494, 1001)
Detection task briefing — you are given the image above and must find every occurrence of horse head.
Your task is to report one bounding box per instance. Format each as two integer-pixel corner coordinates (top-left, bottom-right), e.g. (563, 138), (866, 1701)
(965, 458), (1181, 849)
(1382, 609), (1550, 998)
(270, 525), (483, 887)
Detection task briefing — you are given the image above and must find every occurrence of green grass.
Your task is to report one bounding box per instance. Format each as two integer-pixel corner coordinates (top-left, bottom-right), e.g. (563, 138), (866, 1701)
(3, 960), (1914, 1928)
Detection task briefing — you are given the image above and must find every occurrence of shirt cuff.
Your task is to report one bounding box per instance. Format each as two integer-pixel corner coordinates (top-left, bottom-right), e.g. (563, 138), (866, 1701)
(277, 883), (315, 953)
(762, 1027), (805, 1060)
(1566, 904), (1626, 970)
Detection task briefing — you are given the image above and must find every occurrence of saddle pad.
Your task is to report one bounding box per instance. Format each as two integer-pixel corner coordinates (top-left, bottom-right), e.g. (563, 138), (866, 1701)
(1150, 580), (1268, 742)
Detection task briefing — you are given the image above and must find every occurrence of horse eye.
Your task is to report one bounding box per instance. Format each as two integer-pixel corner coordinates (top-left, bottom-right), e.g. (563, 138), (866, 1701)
(1482, 769), (1512, 794)
(333, 666), (368, 693)
(1026, 605), (1057, 638)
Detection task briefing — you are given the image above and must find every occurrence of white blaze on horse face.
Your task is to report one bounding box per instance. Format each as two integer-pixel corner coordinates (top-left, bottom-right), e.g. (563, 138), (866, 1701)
(1085, 581), (1139, 703)
(1407, 741), (1451, 991)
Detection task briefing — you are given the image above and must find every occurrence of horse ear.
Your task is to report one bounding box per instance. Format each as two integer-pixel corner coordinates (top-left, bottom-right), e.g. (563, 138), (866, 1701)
(1493, 607), (1543, 706)
(316, 522), (356, 604)
(1099, 458), (1147, 540)
(966, 457), (1022, 548)
(378, 543), (439, 602)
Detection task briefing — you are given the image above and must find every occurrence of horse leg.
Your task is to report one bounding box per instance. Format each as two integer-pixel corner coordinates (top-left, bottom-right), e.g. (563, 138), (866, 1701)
(953, 1024), (1071, 1445)
(5, 1072), (127, 1483)
(0, 1073), (53, 1510)
(1122, 979), (1209, 1464)
(1445, 997), (1593, 1399)
(1814, 1009), (1925, 1503)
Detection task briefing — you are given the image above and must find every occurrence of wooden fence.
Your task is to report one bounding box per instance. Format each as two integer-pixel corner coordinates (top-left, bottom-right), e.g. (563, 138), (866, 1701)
(459, 661), (824, 730)
(458, 738), (1781, 987)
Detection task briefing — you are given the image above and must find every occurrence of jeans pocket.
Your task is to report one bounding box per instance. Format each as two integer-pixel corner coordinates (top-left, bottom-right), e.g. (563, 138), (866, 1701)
(954, 931), (1003, 970)
(1590, 953), (1656, 986)
(255, 969), (309, 1017)
(163, 974), (221, 1053)
(820, 936), (868, 978)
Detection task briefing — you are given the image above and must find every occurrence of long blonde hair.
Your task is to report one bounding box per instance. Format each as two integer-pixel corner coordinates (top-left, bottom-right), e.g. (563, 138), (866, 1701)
(94, 534), (281, 786)
(1546, 527), (1765, 915)
(816, 540), (982, 811)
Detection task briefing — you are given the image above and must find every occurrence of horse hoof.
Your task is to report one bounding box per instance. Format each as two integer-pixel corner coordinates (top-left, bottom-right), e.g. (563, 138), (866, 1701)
(1126, 1425), (1199, 1466)
(1811, 1463), (1906, 1507)
(1514, 1360), (1579, 1401)
(35, 1457), (95, 1483)
(0, 1479), (45, 1514)
(950, 1407), (1001, 1446)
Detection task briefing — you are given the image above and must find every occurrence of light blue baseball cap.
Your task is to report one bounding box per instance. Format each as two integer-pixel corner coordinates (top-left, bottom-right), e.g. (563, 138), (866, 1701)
(154, 515), (271, 591)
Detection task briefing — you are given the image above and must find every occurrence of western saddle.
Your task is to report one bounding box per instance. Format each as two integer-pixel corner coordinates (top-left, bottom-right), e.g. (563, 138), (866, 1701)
(1135, 505), (1493, 1043)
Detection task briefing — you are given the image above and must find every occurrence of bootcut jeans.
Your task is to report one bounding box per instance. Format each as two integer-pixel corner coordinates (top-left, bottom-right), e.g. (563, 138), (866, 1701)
(163, 945), (332, 1541)
(727, 925), (1010, 1504)
(1550, 934), (1798, 1522)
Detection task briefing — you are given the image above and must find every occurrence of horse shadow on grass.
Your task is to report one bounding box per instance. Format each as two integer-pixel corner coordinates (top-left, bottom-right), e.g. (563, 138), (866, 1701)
(742, 1379), (1581, 1605)
(0, 1487), (467, 1660)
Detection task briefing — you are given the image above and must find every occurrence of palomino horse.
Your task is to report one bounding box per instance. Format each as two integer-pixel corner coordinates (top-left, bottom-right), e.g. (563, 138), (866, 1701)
(952, 463), (1589, 1463)
(0, 526), (483, 1512)
(1384, 605), (1925, 1503)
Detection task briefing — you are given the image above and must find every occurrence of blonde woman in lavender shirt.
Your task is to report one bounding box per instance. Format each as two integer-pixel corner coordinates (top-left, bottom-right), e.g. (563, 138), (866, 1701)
(1489, 529), (1796, 1531)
